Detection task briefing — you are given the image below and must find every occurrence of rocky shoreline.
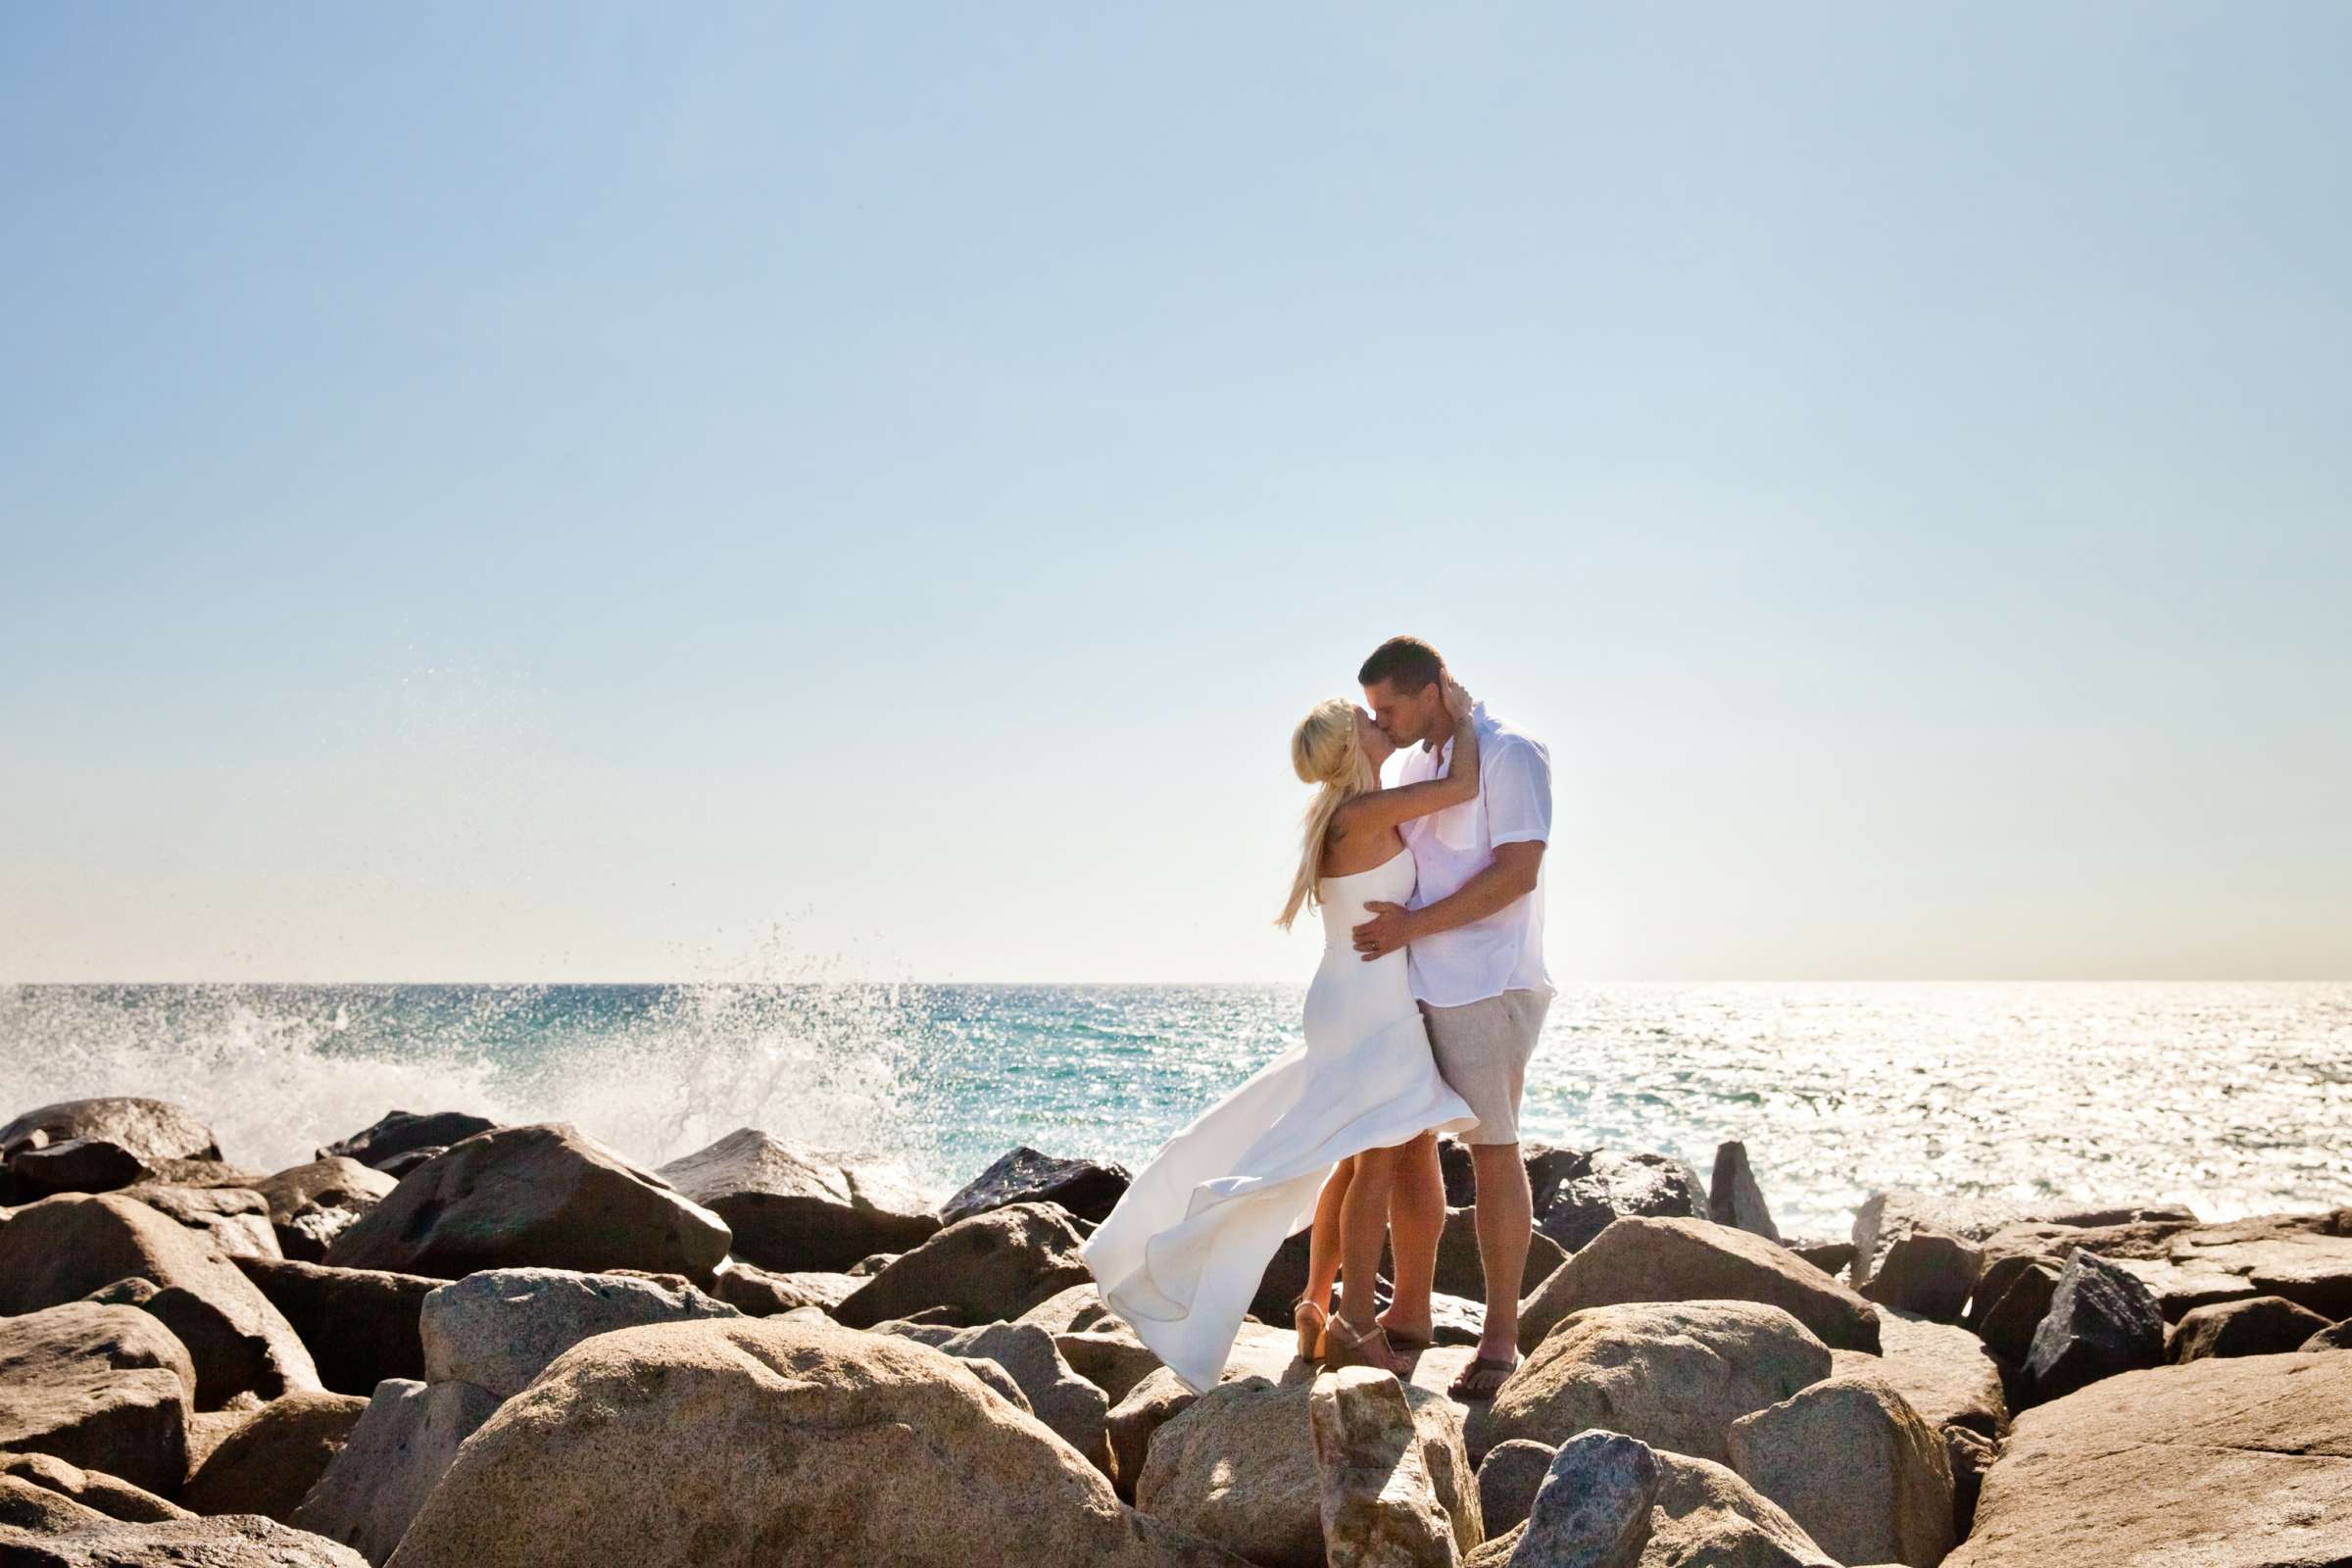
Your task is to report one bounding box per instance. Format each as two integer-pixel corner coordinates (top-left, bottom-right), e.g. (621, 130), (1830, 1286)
(1, 1098), (2347, 1567)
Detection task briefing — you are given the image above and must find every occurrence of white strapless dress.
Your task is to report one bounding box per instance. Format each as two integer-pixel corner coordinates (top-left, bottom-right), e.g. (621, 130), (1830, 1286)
(1081, 846), (1477, 1393)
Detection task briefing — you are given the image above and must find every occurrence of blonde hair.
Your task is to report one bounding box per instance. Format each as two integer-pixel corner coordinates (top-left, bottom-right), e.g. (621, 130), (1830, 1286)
(1277, 698), (1379, 930)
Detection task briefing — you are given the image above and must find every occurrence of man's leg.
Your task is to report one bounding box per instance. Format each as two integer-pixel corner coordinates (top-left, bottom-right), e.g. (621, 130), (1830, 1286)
(1467, 1141), (1532, 1359)
(1378, 1132), (1444, 1343)
(1425, 988), (1548, 1396)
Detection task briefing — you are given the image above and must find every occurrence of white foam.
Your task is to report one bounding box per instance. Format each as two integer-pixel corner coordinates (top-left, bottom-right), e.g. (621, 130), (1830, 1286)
(0, 978), (936, 1191)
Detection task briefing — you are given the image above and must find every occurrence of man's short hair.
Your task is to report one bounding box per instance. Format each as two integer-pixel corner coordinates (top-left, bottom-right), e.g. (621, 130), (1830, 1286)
(1357, 636), (1444, 694)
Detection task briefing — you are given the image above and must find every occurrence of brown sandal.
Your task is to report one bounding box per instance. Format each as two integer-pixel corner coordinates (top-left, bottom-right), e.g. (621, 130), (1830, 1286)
(1323, 1312), (1407, 1376)
(1292, 1295), (1330, 1361)
(1446, 1352), (1519, 1400)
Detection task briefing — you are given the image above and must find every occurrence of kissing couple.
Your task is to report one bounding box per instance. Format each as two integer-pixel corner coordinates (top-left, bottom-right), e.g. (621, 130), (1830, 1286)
(1083, 635), (1553, 1401)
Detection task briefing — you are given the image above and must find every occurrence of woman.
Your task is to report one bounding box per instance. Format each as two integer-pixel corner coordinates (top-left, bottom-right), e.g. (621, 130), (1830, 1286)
(1080, 673), (1482, 1393)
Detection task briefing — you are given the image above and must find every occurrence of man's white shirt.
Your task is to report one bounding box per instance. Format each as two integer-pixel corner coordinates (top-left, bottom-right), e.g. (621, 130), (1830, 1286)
(1396, 703), (1554, 1008)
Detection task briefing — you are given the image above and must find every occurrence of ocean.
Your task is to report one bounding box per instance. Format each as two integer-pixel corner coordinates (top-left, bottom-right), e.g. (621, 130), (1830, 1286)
(4, 981), (2346, 1241)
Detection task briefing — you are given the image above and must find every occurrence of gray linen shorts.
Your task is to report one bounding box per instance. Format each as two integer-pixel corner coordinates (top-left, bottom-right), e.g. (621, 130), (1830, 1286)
(1418, 990), (1551, 1147)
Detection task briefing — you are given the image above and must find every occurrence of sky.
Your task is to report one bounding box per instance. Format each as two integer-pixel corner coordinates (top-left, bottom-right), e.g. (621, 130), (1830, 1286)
(3, 3), (2346, 984)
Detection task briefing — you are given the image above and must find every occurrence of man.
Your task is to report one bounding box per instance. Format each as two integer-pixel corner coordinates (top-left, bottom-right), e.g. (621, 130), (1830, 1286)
(1350, 634), (1552, 1398)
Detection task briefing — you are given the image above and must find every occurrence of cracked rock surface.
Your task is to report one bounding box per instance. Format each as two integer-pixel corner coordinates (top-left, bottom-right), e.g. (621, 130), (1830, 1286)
(1944, 1349), (2352, 1568)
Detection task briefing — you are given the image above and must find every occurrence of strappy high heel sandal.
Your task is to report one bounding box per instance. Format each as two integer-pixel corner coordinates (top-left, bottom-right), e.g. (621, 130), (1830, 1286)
(1321, 1311), (1406, 1376)
(1292, 1294), (1330, 1361)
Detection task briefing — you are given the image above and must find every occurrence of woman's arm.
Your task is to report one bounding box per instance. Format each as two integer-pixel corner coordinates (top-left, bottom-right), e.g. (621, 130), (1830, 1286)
(1330, 672), (1481, 840)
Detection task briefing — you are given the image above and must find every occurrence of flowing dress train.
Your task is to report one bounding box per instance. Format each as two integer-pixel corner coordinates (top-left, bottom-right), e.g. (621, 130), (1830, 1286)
(1081, 847), (1476, 1393)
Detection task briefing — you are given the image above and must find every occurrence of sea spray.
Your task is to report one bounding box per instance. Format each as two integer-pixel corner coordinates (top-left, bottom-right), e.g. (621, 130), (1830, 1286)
(495, 978), (928, 1177)
(0, 977), (936, 1190)
(0, 983), (514, 1173)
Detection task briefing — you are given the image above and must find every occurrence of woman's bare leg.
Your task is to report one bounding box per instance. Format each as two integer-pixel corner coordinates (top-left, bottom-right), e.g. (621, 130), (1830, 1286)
(1298, 1157), (1352, 1352)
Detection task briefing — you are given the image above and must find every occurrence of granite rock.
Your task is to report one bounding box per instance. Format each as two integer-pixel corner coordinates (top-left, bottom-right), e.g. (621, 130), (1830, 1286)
(325, 1122), (731, 1285)
(1486, 1299), (1831, 1466)
(655, 1127), (939, 1272)
(942, 1146), (1132, 1227)
(1519, 1216), (1882, 1356)
(417, 1266), (739, 1399)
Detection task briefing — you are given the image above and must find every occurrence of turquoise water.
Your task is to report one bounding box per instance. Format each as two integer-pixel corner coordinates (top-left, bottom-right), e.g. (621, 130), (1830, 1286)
(4, 981), (2347, 1239)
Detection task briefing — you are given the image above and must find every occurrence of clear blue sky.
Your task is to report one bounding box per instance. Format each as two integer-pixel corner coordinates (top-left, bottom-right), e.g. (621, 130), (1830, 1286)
(4, 4), (2346, 982)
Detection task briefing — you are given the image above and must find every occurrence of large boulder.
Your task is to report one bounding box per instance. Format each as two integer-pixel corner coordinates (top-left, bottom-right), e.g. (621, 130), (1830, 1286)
(178, 1392), (367, 1523)
(80, 1276), (276, 1411)
(416, 1267), (738, 1399)
(1310, 1366), (1482, 1568)
(1726, 1373), (1955, 1568)
(1519, 1216), (1882, 1356)
(1057, 1320), (1165, 1406)
(868, 1319), (1109, 1469)
(0, 1193), (320, 1403)
(1529, 1148), (1710, 1252)
(1505, 1429), (1660, 1568)
(1945, 1350), (2352, 1566)
(230, 1257), (435, 1396)
(9, 1138), (150, 1198)
(2167, 1294), (2333, 1362)
(1708, 1142), (1782, 1244)
(1, 1099), (221, 1167)
(1102, 1323), (1300, 1497)
(1485, 1300), (1831, 1466)
(1469, 1447), (1835, 1568)
(1859, 1229), (1982, 1323)
(1018, 1282), (1117, 1335)
(1137, 1371), (1476, 1568)
(1831, 1307), (2009, 1440)
(2025, 1250), (2163, 1403)
(1966, 1258), (2060, 1362)
(1109, 1370), (1218, 1500)
(942, 1146), (1132, 1227)
(252, 1159), (398, 1263)
(380, 1314), (1248, 1568)
(1850, 1192), (2030, 1292)
(318, 1111), (496, 1171)
(833, 1201), (1092, 1329)
(0, 1503), (368, 1565)
(325, 1122), (730, 1284)
(1637, 1452), (1837, 1568)
(0, 1453), (189, 1524)
(655, 1127), (939, 1272)
(1472, 1440), (1556, 1538)
(2161, 1206), (2352, 1321)
(114, 1182), (280, 1260)
(0, 1302), (194, 1496)
(292, 1379), (501, 1567)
